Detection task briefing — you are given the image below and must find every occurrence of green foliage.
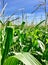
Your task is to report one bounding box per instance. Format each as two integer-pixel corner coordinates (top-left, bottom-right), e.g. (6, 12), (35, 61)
(0, 21), (48, 65)
(1, 27), (13, 65)
(3, 53), (42, 65)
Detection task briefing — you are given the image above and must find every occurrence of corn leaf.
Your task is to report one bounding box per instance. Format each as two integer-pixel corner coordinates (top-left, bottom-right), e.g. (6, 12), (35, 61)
(1, 27), (13, 65)
(3, 53), (42, 65)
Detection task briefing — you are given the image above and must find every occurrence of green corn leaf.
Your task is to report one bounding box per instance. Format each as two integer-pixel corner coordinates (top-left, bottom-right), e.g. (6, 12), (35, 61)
(3, 53), (42, 65)
(35, 20), (45, 28)
(38, 40), (45, 52)
(1, 27), (13, 65)
(3, 56), (19, 65)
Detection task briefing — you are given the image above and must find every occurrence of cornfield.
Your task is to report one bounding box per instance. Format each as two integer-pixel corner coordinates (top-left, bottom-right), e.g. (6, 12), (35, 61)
(0, 20), (48, 65)
(0, 0), (48, 65)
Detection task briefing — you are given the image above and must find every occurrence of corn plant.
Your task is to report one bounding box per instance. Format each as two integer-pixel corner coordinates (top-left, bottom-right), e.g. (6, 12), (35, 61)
(0, 20), (48, 65)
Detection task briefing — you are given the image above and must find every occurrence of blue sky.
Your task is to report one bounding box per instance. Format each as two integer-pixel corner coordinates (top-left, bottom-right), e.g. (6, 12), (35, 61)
(0, 0), (48, 24)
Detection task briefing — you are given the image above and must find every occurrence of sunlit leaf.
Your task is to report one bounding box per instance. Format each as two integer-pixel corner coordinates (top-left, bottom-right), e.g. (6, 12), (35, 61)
(3, 53), (42, 65)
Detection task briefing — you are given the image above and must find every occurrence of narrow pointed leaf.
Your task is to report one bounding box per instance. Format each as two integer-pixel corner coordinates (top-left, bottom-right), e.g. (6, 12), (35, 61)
(1, 27), (13, 65)
(3, 53), (42, 65)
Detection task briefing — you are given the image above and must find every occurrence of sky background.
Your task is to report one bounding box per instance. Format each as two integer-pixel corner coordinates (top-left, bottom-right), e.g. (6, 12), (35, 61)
(0, 0), (48, 24)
